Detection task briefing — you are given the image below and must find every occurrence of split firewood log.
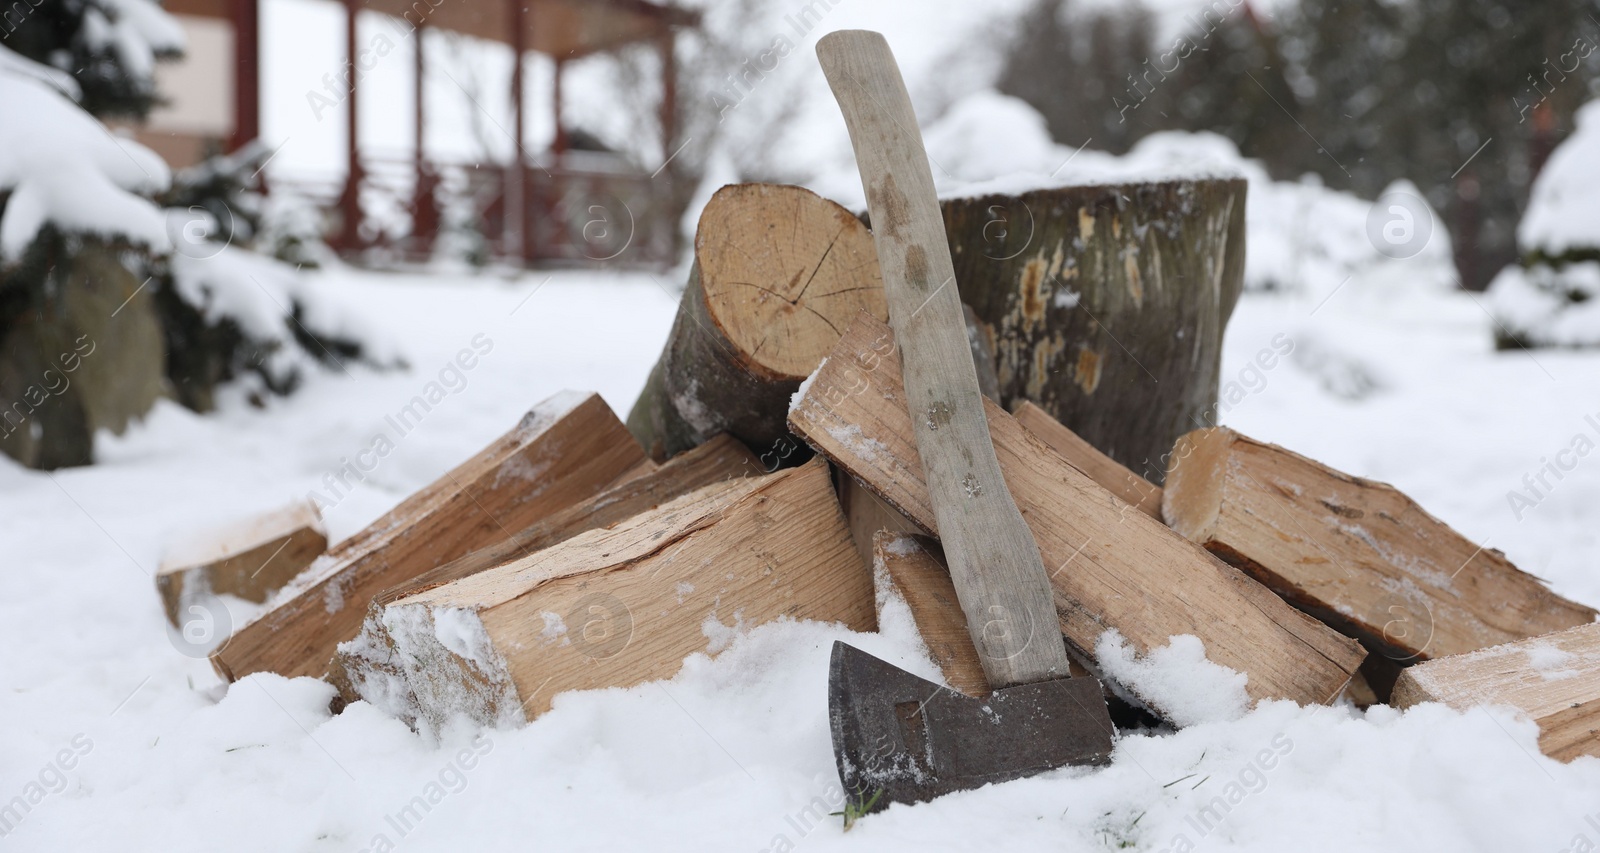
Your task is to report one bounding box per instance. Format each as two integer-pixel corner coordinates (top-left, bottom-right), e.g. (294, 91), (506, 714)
(789, 314), (1365, 720)
(1013, 402), (1162, 519)
(213, 391), (647, 682)
(156, 500), (327, 627)
(370, 459), (872, 729)
(327, 433), (762, 715)
(1164, 427), (1597, 693)
(1393, 622), (1600, 761)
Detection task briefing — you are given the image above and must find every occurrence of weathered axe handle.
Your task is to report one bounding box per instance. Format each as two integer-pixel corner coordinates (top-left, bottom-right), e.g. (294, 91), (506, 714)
(816, 30), (1070, 687)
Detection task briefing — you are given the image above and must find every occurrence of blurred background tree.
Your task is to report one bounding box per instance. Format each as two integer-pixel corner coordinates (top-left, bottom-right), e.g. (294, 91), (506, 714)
(995, 0), (1600, 290)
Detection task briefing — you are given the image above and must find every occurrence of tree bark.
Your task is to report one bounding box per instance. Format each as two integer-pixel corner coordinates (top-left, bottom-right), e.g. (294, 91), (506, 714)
(940, 178), (1247, 484)
(626, 183), (886, 462)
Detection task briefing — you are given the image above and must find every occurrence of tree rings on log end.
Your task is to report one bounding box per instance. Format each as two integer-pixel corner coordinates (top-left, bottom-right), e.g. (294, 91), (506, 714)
(696, 184), (886, 380)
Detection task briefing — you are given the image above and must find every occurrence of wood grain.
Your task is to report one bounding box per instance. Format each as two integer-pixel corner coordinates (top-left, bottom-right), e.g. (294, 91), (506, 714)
(328, 433), (763, 715)
(837, 472), (920, 571)
(213, 392), (646, 682)
(1393, 622), (1600, 761)
(156, 500), (327, 627)
(788, 314), (1367, 716)
(626, 183), (886, 461)
(940, 180), (1246, 484)
(874, 532), (992, 698)
(381, 459), (875, 729)
(1163, 427), (1597, 664)
(818, 30), (1069, 688)
(1013, 402), (1162, 520)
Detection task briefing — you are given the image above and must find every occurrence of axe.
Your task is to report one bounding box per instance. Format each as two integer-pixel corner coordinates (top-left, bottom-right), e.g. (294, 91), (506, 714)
(816, 30), (1115, 814)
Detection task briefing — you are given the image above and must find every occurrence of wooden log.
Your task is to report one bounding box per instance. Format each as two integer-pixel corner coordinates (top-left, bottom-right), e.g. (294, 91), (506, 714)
(788, 314), (1365, 717)
(873, 531), (1095, 700)
(1013, 401), (1162, 520)
(1393, 622), (1600, 761)
(837, 473), (919, 571)
(213, 391), (647, 682)
(156, 500), (328, 627)
(626, 183), (886, 462)
(962, 302), (1001, 401)
(874, 532), (991, 698)
(1163, 427), (1598, 669)
(327, 433), (763, 714)
(939, 179), (1247, 484)
(376, 459), (874, 729)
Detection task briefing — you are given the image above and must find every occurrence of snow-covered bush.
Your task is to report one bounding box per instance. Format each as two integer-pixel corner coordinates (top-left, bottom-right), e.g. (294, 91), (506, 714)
(0, 30), (391, 468)
(0, 44), (170, 260)
(1486, 99), (1600, 348)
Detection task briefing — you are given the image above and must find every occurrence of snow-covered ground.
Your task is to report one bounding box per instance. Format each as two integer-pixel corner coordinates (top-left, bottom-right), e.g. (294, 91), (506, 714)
(3, 260), (1599, 851)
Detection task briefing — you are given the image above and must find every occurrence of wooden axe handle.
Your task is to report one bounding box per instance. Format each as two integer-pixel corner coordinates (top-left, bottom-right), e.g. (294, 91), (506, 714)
(816, 30), (1070, 688)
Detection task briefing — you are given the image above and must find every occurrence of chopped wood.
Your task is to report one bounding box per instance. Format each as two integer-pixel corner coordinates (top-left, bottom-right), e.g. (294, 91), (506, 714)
(328, 433), (762, 714)
(837, 468), (920, 580)
(1163, 427), (1598, 669)
(788, 314), (1366, 717)
(156, 500), (327, 627)
(373, 459), (873, 729)
(872, 531), (1094, 700)
(939, 179), (1247, 484)
(626, 183), (886, 461)
(874, 532), (991, 698)
(961, 302), (1001, 401)
(1013, 401), (1162, 520)
(1392, 622), (1600, 761)
(213, 391), (647, 682)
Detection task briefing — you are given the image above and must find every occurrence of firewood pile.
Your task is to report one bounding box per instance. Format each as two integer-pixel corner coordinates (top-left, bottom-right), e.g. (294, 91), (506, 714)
(160, 181), (1600, 762)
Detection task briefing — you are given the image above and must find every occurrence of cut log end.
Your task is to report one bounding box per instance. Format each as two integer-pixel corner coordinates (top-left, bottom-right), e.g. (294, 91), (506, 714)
(1392, 622), (1600, 761)
(1162, 426), (1233, 540)
(628, 184), (887, 461)
(1163, 424), (1598, 667)
(156, 500), (328, 627)
(696, 183), (887, 381)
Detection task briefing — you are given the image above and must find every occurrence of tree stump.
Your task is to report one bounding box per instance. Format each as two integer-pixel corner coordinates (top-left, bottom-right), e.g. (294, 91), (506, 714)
(626, 183), (886, 462)
(0, 237), (165, 469)
(939, 178), (1247, 484)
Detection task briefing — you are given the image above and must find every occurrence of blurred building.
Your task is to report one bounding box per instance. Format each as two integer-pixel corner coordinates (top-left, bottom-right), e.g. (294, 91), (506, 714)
(136, 0), (695, 265)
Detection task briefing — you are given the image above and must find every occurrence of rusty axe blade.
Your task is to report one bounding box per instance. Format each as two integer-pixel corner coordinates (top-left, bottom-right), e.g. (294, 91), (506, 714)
(829, 643), (1114, 812)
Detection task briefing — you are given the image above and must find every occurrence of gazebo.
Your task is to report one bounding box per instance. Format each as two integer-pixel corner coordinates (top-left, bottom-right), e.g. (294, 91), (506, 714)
(152, 0), (696, 266)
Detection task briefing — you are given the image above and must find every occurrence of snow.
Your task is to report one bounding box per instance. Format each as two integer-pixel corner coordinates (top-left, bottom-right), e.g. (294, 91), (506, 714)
(1485, 262), (1600, 348)
(811, 91), (1453, 309)
(6, 260), (1600, 848)
(1527, 644), (1580, 682)
(788, 357), (827, 416)
(1519, 98), (1600, 258)
(0, 42), (174, 260)
(1095, 631), (1252, 727)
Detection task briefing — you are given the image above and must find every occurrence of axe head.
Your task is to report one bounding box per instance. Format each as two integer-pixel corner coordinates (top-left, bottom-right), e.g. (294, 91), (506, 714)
(827, 641), (1115, 814)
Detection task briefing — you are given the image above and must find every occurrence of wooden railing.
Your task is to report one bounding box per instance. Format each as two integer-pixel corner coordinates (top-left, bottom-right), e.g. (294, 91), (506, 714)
(271, 151), (677, 267)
